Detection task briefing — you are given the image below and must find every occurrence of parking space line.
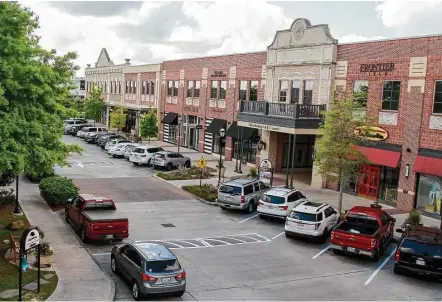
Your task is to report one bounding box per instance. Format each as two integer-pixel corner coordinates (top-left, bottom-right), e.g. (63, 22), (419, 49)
(272, 232), (285, 240)
(162, 241), (186, 248)
(364, 248), (397, 286)
(312, 245), (331, 259)
(178, 240), (201, 247)
(92, 252), (111, 256)
(205, 238), (232, 245)
(233, 235), (259, 242)
(222, 237), (247, 243)
(238, 214), (259, 223)
(196, 239), (211, 247)
(251, 233), (271, 242)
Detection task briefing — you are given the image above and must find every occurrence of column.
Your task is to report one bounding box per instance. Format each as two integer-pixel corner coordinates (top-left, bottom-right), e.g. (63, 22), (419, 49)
(311, 135), (325, 189)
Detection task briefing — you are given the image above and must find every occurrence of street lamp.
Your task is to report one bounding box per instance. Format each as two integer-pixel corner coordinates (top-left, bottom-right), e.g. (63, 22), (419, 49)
(136, 111), (141, 144)
(13, 175), (22, 215)
(177, 116), (182, 153)
(217, 128), (226, 186)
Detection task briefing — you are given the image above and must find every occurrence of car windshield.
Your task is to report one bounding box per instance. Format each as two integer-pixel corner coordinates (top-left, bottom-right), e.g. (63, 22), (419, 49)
(219, 185), (242, 195)
(83, 201), (115, 211)
(400, 239), (442, 257)
(133, 148), (146, 154)
(262, 194), (286, 204)
(145, 259), (181, 273)
(115, 144), (125, 148)
(290, 211), (320, 222)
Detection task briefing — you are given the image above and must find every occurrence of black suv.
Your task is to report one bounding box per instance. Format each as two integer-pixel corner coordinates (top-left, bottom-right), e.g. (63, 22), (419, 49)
(98, 134), (125, 149)
(394, 225), (442, 278)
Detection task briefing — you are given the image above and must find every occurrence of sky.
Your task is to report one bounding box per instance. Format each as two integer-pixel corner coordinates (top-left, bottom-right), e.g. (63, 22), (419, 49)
(19, 0), (442, 76)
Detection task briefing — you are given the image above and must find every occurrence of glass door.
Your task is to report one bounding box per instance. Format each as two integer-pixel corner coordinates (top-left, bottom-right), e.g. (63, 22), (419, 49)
(357, 165), (381, 200)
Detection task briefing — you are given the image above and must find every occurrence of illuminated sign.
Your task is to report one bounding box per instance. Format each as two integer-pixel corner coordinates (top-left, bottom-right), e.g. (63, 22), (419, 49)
(354, 126), (388, 141)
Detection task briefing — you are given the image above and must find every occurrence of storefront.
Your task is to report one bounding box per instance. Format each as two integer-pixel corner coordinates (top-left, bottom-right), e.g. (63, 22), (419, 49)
(161, 112), (178, 144)
(414, 149), (442, 216)
(204, 118), (227, 154)
(181, 115), (201, 151)
(123, 109), (137, 133)
(281, 135), (315, 169)
(227, 121), (259, 164)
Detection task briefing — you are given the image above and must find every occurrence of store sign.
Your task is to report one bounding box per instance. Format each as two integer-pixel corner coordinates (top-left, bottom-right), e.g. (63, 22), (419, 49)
(360, 63), (395, 75)
(20, 227), (40, 252)
(242, 122), (294, 134)
(210, 71), (227, 78)
(354, 126), (388, 141)
(258, 159), (273, 186)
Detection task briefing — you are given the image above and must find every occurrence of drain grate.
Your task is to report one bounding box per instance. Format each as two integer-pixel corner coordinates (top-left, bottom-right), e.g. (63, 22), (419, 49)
(161, 223), (176, 228)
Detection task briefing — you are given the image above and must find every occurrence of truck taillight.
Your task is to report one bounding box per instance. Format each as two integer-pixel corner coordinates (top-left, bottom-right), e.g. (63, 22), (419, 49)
(240, 196), (245, 203)
(314, 223), (321, 230)
(371, 238), (377, 248)
(141, 154), (146, 157)
(279, 205), (288, 211)
(258, 201), (264, 206)
(394, 249), (400, 263)
(142, 273), (158, 282)
(331, 231), (334, 240)
(175, 270), (186, 280)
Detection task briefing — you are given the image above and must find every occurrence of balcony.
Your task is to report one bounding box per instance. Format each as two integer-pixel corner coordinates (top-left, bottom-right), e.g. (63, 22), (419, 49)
(238, 100), (326, 130)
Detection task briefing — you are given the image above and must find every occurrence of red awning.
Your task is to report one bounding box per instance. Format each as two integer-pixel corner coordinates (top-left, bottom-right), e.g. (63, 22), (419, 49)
(413, 155), (442, 177)
(353, 146), (401, 168)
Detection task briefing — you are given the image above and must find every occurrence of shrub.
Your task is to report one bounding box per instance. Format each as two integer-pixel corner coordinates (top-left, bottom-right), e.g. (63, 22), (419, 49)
(0, 188), (15, 205)
(39, 176), (78, 206)
(402, 209), (422, 228)
(26, 170), (55, 183)
(182, 184), (218, 202)
(248, 167), (258, 178)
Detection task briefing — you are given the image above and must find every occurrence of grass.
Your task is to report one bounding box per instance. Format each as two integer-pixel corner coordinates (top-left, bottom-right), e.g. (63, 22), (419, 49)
(182, 184), (218, 202)
(157, 166), (217, 181)
(0, 205), (58, 301)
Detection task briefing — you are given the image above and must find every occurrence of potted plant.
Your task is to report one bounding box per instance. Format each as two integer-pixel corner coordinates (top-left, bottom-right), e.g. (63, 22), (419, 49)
(35, 240), (54, 268)
(402, 209), (423, 228)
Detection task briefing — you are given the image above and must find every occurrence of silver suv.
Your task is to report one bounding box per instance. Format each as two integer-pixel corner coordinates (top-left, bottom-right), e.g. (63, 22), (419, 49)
(217, 178), (271, 213)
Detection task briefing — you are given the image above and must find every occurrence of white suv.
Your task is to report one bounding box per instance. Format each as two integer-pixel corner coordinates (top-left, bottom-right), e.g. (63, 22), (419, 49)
(257, 187), (307, 219)
(285, 201), (339, 242)
(129, 146), (164, 166)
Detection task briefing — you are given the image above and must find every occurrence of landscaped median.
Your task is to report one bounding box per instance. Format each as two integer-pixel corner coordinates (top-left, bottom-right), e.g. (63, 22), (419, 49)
(182, 184), (218, 203)
(156, 165), (217, 181)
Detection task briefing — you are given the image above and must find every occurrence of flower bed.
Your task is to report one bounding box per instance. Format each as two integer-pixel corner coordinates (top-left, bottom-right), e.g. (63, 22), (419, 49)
(182, 184), (218, 202)
(157, 166), (217, 181)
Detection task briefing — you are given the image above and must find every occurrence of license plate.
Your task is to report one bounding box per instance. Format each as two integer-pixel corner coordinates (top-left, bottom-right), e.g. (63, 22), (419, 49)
(416, 259), (425, 266)
(161, 277), (171, 283)
(105, 235), (114, 239)
(347, 247), (356, 252)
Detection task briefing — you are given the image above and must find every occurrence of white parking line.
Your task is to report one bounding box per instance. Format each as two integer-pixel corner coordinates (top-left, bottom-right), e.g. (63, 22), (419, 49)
(92, 252), (111, 256)
(205, 238), (232, 245)
(162, 241), (186, 248)
(238, 214), (259, 223)
(272, 232), (285, 240)
(178, 240), (200, 247)
(196, 239), (211, 247)
(312, 245), (331, 259)
(364, 248), (397, 286)
(250, 233), (271, 242)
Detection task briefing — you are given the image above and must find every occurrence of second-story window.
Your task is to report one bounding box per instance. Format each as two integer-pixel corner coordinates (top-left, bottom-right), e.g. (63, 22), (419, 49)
(151, 81), (155, 96)
(219, 81), (227, 100)
(433, 81), (442, 114)
(211, 81), (218, 99)
(353, 80), (369, 108)
(125, 81), (129, 94)
(173, 80), (178, 97)
(303, 80), (313, 105)
(239, 81), (247, 101)
(134, 81), (137, 94)
(187, 80), (194, 98)
(382, 81), (400, 111)
(167, 81), (173, 96)
(291, 80), (300, 103)
(249, 81), (258, 101)
(118, 81), (121, 94)
(279, 80), (288, 102)
(194, 81), (200, 98)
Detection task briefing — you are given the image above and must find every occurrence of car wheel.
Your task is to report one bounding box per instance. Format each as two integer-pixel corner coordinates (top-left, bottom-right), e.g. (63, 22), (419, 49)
(133, 162), (139, 166)
(220, 206), (227, 211)
(393, 264), (402, 275)
(80, 228), (88, 243)
(285, 232), (292, 239)
(184, 161), (191, 168)
(373, 249), (380, 262)
(111, 256), (119, 274)
(132, 280), (142, 301)
(175, 290), (185, 297)
(167, 163), (173, 171)
(147, 159), (151, 167)
(258, 214), (265, 219)
(320, 228), (328, 243)
(246, 201), (254, 214)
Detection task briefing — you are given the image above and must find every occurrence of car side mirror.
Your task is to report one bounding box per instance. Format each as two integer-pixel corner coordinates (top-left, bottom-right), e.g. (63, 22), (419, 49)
(396, 228), (404, 233)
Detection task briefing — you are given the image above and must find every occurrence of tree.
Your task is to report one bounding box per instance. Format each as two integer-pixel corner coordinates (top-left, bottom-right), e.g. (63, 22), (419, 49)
(109, 106), (127, 134)
(313, 94), (374, 214)
(84, 86), (105, 126)
(0, 2), (82, 179)
(139, 110), (158, 143)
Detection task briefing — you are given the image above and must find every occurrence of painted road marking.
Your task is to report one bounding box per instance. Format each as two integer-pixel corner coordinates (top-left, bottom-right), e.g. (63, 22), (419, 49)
(312, 245), (331, 259)
(92, 252), (111, 257)
(364, 248), (397, 286)
(238, 214), (259, 224)
(272, 232), (285, 240)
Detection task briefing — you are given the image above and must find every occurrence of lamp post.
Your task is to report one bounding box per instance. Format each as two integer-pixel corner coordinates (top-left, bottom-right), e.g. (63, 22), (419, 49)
(136, 111), (141, 143)
(177, 116), (182, 153)
(234, 126), (243, 174)
(218, 128), (226, 186)
(13, 176), (22, 215)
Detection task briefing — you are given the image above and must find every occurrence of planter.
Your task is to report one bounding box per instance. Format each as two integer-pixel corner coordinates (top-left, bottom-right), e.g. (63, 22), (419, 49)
(370, 203), (382, 209)
(37, 255), (52, 268)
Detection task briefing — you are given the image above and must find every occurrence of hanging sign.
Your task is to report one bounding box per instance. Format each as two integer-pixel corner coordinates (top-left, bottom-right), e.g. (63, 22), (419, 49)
(258, 159), (273, 186)
(354, 126), (388, 141)
(20, 227), (40, 252)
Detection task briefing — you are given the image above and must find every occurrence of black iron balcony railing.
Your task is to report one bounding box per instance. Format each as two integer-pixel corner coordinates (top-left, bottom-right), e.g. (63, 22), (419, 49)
(239, 100), (326, 118)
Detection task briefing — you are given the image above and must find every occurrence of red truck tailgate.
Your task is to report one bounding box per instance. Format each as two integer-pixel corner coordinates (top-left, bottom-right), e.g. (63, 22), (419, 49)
(90, 219), (128, 235)
(332, 230), (375, 251)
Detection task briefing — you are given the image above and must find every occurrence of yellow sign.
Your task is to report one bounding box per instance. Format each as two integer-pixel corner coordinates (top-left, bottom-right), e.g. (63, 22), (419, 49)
(354, 126), (388, 141)
(197, 156), (207, 169)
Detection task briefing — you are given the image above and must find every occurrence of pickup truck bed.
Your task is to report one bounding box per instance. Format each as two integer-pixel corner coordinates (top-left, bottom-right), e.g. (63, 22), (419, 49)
(334, 221), (379, 236)
(83, 211), (128, 222)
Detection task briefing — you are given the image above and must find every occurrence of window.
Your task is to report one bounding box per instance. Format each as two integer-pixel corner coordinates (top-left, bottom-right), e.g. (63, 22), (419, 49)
(194, 81), (200, 98)
(249, 81), (258, 101)
(303, 80), (313, 104)
(118, 81), (121, 94)
(243, 185), (253, 195)
(125, 81), (129, 93)
(150, 81), (155, 96)
(187, 81), (194, 98)
(239, 81), (247, 101)
(173, 81), (178, 97)
(145, 260), (181, 273)
(382, 81), (401, 111)
(253, 182), (260, 192)
(142, 81), (145, 95)
(291, 80), (300, 103)
(353, 80), (369, 107)
(262, 194), (286, 204)
(279, 80), (288, 102)
(219, 81), (227, 100)
(167, 81), (173, 96)
(134, 81), (137, 94)
(211, 81), (218, 99)
(80, 80), (85, 90)
(433, 81), (442, 113)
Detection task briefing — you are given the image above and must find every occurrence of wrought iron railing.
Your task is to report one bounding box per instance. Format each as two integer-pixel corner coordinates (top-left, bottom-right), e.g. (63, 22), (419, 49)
(239, 100), (326, 118)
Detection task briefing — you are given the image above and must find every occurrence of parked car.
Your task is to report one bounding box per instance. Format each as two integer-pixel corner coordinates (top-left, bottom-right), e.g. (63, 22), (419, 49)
(77, 126), (107, 139)
(130, 146), (165, 166)
(66, 122), (91, 135)
(108, 142), (139, 158)
(85, 128), (108, 143)
(394, 225), (442, 277)
(285, 201), (340, 242)
(93, 131), (114, 144)
(217, 178), (271, 213)
(330, 206), (395, 260)
(105, 138), (131, 151)
(111, 242), (186, 300)
(151, 151), (191, 170)
(257, 187), (307, 219)
(98, 134), (126, 149)
(124, 144), (141, 159)
(64, 194), (129, 243)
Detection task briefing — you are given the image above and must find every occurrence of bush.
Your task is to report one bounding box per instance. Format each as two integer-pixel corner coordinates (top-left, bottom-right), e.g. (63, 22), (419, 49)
(182, 184), (218, 202)
(402, 209), (422, 228)
(26, 170), (56, 183)
(0, 188), (15, 206)
(39, 176), (78, 206)
(248, 167), (258, 178)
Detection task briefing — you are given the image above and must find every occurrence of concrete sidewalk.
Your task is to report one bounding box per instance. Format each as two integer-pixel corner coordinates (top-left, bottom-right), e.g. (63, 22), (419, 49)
(17, 178), (114, 301)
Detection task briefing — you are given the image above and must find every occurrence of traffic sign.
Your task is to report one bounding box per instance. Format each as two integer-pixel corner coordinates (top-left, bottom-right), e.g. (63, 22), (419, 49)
(197, 156), (207, 169)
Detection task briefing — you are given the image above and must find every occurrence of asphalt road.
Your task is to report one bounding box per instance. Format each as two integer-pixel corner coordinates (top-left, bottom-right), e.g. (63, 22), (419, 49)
(57, 135), (442, 301)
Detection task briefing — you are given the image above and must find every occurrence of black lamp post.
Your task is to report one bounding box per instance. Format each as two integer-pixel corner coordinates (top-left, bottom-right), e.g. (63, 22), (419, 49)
(13, 176), (21, 214)
(136, 111), (141, 143)
(177, 116), (182, 153)
(218, 128), (226, 186)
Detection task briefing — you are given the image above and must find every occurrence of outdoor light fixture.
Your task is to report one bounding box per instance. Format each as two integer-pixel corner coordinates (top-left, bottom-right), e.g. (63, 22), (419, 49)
(405, 164), (410, 177)
(220, 128), (226, 138)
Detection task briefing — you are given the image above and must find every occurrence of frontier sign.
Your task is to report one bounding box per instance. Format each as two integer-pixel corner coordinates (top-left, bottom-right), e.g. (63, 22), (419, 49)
(360, 63), (395, 75)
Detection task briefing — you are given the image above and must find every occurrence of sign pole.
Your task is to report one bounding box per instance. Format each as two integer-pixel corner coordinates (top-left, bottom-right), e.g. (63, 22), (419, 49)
(200, 168), (203, 187)
(37, 244), (41, 292)
(18, 250), (22, 301)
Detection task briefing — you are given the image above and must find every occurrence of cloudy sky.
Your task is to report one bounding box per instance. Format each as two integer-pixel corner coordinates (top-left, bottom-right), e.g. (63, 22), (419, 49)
(19, 0), (442, 76)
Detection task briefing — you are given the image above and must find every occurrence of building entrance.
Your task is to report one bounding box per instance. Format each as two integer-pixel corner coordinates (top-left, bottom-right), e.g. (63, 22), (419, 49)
(357, 164), (380, 200)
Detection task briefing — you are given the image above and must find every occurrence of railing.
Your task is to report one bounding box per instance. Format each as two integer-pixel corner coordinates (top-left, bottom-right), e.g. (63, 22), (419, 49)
(239, 100), (326, 118)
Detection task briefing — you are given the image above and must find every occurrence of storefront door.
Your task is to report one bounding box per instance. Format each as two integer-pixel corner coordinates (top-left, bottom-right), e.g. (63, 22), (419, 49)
(357, 165), (380, 200)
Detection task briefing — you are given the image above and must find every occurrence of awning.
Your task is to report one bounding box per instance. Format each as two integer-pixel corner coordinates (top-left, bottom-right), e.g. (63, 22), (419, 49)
(161, 112), (178, 125)
(226, 121), (257, 141)
(413, 155), (442, 177)
(206, 119), (227, 134)
(353, 145), (401, 168)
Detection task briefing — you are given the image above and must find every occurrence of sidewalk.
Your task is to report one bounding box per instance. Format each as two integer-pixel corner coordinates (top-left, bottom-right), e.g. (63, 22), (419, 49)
(17, 178), (114, 301)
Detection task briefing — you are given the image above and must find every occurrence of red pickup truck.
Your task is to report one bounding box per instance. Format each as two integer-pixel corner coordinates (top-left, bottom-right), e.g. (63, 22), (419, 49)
(65, 194), (129, 243)
(330, 206), (395, 261)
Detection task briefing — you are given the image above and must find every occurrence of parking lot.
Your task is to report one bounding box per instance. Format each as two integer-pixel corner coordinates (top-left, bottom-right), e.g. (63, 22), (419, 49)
(57, 135), (442, 301)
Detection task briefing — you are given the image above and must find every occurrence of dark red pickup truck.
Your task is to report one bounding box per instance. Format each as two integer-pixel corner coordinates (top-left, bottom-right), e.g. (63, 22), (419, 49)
(330, 206), (395, 260)
(65, 194), (129, 242)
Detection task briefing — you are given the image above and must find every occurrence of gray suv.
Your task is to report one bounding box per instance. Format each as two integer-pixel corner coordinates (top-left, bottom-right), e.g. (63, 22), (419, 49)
(111, 242), (186, 300)
(217, 178), (271, 213)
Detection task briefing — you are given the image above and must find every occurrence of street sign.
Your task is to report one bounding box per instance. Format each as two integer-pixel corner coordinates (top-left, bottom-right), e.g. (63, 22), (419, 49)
(258, 159), (273, 186)
(19, 227), (42, 301)
(20, 227), (40, 252)
(197, 156), (207, 169)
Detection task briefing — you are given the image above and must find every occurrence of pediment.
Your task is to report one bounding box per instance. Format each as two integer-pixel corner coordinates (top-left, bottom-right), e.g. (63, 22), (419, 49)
(268, 18), (337, 50)
(95, 48), (114, 68)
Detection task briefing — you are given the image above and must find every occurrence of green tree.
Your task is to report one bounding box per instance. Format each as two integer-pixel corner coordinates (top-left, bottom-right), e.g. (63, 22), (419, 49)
(109, 106), (127, 134)
(139, 110), (158, 142)
(84, 86), (105, 126)
(0, 2), (82, 179)
(313, 94), (374, 214)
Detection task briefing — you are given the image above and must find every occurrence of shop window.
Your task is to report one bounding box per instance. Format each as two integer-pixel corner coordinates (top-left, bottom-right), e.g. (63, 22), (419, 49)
(187, 80), (194, 98)
(291, 80), (300, 103)
(433, 81), (442, 114)
(211, 81), (218, 99)
(194, 81), (200, 98)
(417, 174), (441, 215)
(249, 81), (258, 101)
(382, 81), (400, 111)
(303, 80), (313, 105)
(220, 81), (227, 100)
(279, 80), (288, 102)
(353, 80), (369, 107)
(239, 81), (247, 101)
